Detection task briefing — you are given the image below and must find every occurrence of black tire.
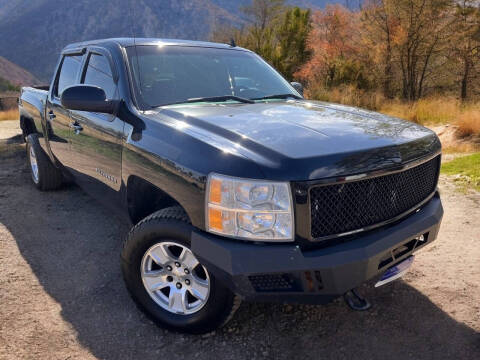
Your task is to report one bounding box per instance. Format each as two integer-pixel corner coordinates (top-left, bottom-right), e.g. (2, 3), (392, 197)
(121, 206), (241, 334)
(26, 134), (63, 191)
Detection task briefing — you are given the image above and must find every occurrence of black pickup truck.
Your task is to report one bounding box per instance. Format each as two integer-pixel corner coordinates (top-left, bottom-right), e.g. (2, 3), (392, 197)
(18, 38), (443, 334)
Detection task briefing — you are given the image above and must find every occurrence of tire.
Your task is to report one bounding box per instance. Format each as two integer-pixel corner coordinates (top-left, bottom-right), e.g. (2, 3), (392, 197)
(26, 134), (63, 191)
(121, 206), (241, 334)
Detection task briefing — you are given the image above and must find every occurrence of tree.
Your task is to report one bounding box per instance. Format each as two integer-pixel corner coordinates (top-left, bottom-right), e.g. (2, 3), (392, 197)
(240, 0), (285, 56)
(210, 1), (312, 80)
(391, 0), (453, 101)
(295, 5), (366, 89)
(361, 0), (399, 98)
(241, 0), (286, 31)
(272, 7), (312, 79)
(449, 1), (480, 100)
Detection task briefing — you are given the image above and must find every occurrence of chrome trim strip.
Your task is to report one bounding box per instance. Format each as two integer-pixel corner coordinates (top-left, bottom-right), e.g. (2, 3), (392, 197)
(306, 151), (441, 188)
(207, 203), (290, 213)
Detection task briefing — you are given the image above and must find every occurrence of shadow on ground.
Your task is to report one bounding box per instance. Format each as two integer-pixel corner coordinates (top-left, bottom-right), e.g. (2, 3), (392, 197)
(1, 148), (479, 360)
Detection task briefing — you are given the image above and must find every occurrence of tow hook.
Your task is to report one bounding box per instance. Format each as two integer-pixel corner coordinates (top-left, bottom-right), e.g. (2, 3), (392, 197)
(343, 288), (372, 311)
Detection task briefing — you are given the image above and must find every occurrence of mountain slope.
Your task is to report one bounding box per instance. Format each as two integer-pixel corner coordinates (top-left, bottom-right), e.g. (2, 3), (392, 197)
(0, 56), (39, 86)
(0, 0), (350, 82)
(0, 0), (244, 81)
(211, 0), (360, 11)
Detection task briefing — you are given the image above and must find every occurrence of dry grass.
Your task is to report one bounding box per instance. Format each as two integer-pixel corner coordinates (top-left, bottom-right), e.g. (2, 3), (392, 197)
(380, 98), (460, 124)
(306, 86), (480, 138)
(442, 143), (479, 154)
(456, 109), (480, 138)
(379, 98), (480, 131)
(380, 100), (480, 141)
(306, 85), (387, 110)
(0, 109), (18, 121)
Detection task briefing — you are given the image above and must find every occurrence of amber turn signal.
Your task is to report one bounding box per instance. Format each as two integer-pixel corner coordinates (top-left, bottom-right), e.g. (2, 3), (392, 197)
(209, 178), (222, 204)
(208, 207), (223, 231)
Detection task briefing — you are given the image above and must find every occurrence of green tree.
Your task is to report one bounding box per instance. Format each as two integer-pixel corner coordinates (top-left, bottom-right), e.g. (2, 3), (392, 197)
(210, 1), (311, 80)
(273, 7), (312, 80)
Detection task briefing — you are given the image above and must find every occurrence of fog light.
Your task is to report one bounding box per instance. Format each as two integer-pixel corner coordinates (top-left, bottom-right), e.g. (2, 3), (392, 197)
(415, 234), (425, 242)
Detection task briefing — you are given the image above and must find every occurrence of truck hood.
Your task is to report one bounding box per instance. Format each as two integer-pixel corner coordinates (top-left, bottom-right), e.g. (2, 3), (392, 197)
(148, 100), (440, 180)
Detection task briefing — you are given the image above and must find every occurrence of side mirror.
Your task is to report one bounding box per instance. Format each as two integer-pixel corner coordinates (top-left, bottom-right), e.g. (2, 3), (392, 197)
(61, 85), (117, 114)
(290, 82), (303, 96)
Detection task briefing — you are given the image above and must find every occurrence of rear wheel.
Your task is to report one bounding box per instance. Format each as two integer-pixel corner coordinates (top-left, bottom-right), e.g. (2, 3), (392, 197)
(121, 206), (241, 334)
(26, 134), (63, 191)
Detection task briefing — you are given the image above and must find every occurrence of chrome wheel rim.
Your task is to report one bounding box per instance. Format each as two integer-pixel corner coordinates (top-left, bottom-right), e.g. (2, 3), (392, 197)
(29, 145), (39, 184)
(141, 242), (210, 315)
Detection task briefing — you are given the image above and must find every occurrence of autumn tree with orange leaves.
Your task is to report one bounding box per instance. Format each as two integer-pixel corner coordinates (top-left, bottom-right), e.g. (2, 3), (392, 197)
(295, 5), (371, 92)
(298, 1), (459, 101)
(210, 0), (480, 102)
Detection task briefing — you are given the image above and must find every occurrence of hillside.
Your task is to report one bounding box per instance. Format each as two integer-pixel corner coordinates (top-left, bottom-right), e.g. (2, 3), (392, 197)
(0, 56), (39, 87)
(0, 77), (17, 93)
(0, 0), (243, 82)
(0, 0), (350, 82)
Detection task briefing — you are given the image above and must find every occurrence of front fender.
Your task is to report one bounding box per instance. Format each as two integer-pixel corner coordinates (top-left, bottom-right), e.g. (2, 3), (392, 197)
(120, 117), (265, 229)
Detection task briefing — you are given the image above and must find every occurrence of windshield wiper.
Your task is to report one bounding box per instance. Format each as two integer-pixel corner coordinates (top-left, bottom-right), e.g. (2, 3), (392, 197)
(186, 95), (255, 104)
(154, 95), (254, 107)
(251, 93), (302, 101)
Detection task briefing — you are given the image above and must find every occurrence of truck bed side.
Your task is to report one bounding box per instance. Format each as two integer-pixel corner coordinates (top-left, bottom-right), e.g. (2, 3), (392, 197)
(18, 87), (48, 149)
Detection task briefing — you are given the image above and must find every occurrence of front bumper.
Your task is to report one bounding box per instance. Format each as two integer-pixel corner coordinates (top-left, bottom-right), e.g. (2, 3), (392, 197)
(191, 193), (443, 304)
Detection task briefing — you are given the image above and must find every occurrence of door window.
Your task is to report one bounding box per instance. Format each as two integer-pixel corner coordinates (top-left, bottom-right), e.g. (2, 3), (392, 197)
(55, 55), (83, 97)
(82, 53), (116, 99)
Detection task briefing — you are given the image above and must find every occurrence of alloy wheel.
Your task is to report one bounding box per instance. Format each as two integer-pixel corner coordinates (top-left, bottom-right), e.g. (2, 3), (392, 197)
(140, 242), (210, 315)
(29, 145), (39, 184)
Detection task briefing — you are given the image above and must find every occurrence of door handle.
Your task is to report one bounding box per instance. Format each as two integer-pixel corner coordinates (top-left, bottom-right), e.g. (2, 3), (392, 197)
(48, 111), (56, 120)
(69, 122), (83, 134)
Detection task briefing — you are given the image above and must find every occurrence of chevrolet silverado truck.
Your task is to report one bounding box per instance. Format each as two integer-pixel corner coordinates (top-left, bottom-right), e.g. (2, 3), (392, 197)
(18, 38), (443, 334)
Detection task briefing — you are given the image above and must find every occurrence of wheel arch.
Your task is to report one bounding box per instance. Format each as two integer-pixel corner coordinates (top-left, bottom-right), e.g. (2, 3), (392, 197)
(126, 175), (192, 225)
(20, 115), (38, 140)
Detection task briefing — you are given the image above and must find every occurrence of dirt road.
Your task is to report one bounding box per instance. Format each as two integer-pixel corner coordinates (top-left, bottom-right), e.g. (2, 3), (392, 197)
(1, 142), (479, 360)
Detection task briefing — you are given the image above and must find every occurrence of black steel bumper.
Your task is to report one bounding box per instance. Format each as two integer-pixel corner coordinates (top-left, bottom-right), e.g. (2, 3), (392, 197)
(191, 193), (443, 304)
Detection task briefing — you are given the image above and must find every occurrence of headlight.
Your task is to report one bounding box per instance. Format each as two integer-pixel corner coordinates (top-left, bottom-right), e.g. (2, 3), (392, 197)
(205, 173), (294, 242)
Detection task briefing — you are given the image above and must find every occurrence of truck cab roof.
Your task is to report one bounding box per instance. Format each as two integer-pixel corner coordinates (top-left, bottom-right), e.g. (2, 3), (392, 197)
(63, 38), (248, 52)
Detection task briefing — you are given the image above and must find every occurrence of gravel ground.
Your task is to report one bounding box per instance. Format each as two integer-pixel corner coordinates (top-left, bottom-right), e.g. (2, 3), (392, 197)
(0, 141), (479, 360)
(0, 120), (21, 140)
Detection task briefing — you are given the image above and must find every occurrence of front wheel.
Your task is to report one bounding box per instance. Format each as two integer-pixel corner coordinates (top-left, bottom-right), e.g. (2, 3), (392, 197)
(121, 206), (241, 334)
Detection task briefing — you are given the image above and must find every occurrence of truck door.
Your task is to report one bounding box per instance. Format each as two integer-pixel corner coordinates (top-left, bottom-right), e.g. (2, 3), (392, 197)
(67, 49), (124, 206)
(46, 53), (84, 170)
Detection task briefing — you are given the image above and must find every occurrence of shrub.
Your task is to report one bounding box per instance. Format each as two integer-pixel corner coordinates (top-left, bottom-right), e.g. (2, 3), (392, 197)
(456, 109), (480, 138)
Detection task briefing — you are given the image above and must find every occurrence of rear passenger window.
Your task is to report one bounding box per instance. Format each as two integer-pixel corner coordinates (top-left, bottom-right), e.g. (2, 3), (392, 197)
(82, 53), (116, 99)
(56, 55), (82, 97)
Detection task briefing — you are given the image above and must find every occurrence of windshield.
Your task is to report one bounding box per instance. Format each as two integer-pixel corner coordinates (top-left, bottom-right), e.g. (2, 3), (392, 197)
(126, 45), (300, 108)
